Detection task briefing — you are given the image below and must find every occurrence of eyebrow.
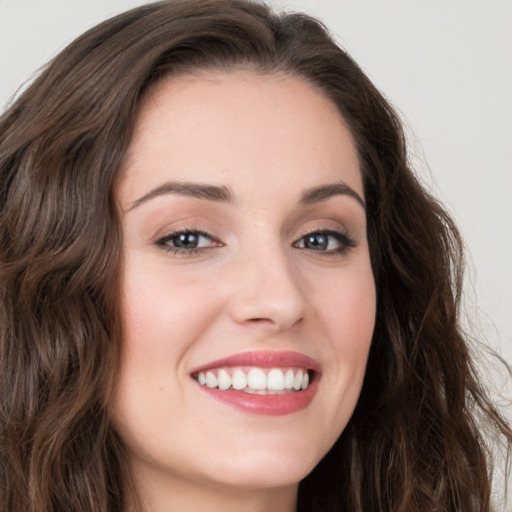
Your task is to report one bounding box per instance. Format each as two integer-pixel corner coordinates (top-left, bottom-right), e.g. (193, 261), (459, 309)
(126, 181), (234, 211)
(299, 183), (365, 209)
(126, 179), (365, 211)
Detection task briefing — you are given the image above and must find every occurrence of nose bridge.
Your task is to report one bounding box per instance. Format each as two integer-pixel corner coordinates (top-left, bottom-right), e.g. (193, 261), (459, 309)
(228, 234), (307, 331)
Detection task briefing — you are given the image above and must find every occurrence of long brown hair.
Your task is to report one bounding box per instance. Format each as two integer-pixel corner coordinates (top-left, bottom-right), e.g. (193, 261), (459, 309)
(1, 1), (510, 511)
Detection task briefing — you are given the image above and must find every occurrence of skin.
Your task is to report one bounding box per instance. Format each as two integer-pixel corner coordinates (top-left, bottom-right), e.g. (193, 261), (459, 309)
(112, 71), (376, 512)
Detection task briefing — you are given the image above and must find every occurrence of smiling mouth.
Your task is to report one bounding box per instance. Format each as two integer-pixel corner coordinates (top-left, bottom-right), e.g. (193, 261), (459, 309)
(190, 351), (320, 415)
(192, 366), (313, 394)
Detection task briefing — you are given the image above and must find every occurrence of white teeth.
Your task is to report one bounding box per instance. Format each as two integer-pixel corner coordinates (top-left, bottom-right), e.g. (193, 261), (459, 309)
(247, 368), (267, 390)
(301, 371), (309, 390)
(195, 366), (312, 393)
(217, 369), (231, 390)
(205, 371), (218, 388)
(232, 369), (247, 390)
(293, 369), (304, 390)
(284, 369), (295, 389)
(267, 368), (285, 391)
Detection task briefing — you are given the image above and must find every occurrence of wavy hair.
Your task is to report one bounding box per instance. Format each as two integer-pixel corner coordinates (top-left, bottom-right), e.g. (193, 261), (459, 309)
(1, 1), (510, 511)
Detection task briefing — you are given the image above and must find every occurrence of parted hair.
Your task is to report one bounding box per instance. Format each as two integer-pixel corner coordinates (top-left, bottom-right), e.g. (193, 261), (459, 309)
(0, 1), (510, 511)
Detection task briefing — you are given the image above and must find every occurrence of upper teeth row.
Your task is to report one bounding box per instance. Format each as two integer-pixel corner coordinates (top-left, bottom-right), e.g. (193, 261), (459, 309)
(196, 367), (310, 392)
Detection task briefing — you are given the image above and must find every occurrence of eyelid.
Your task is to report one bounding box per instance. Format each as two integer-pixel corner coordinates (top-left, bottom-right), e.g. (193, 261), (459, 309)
(154, 227), (223, 254)
(293, 226), (357, 254)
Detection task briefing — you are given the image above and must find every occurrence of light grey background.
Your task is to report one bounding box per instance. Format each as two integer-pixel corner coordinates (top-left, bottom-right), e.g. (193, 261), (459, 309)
(1, 0), (511, 506)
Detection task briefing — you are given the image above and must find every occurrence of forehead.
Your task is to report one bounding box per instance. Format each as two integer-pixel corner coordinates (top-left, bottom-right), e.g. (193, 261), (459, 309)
(119, 70), (363, 206)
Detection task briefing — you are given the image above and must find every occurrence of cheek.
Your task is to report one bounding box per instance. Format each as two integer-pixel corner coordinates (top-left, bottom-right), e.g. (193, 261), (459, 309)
(316, 262), (376, 342)
(120, 256), (223, 362)
(311, 262), (376, 388)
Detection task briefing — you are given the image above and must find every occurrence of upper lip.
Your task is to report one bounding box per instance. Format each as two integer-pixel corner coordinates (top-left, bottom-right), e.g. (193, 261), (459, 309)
(190, 350), (321, 375)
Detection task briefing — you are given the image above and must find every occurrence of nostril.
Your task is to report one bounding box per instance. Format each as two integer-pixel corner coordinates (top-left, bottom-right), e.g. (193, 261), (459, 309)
(243, 316), (281, 328)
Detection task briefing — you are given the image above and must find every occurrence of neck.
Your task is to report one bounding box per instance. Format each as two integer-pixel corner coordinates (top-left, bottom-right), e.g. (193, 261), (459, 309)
(124, 465), (298, 512)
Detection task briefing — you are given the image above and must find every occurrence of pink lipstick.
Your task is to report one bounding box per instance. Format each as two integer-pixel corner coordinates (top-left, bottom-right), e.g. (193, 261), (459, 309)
(190, 351), (321, 416)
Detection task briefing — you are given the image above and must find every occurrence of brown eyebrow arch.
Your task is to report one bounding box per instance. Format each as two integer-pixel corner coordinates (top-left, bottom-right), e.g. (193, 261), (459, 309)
(127, 181), (234, 211)
(126, 179), (364, 212)
(300, 182), (365, 209)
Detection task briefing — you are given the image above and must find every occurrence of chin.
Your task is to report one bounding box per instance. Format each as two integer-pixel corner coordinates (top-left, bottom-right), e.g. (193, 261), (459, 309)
(198, 438), (324, 490)
(208, 460), (311, 491)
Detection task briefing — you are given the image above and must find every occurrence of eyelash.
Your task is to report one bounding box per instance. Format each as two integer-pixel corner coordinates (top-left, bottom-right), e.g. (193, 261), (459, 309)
(154, 227), (357, 257)
(154, 227), (222, 256)
(293, 227), (357, 256)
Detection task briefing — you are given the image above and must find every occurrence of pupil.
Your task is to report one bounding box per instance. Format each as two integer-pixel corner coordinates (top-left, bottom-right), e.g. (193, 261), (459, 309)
(306, 234), (327, 250)
(175, 233), (198, 248)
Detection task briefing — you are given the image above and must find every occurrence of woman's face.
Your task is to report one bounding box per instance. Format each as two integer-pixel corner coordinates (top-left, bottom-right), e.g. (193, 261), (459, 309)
(112, 71), (376, 502)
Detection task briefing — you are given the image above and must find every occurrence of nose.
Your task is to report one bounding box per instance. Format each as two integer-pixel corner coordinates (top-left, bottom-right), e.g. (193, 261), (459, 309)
(228, 247), (308, 333)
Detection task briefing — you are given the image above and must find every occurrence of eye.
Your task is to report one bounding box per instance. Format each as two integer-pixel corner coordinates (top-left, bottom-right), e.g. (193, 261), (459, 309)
(155, 229), (221, 254)
(294, 229), (356, 255)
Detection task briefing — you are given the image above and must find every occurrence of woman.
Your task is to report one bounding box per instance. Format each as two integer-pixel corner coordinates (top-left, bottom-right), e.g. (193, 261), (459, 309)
(0, 1), (510, 511)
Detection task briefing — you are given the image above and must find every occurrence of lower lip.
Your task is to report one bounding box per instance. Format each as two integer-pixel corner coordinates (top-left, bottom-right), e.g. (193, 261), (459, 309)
(195, 378), (319, 416)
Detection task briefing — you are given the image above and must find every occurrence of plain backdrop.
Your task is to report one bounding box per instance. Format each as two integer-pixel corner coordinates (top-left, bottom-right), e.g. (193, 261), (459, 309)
(1, 0), (511, 506)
